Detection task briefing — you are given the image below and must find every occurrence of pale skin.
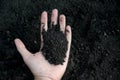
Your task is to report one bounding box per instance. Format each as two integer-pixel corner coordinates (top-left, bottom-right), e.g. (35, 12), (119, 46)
(14, 9), (72, 80)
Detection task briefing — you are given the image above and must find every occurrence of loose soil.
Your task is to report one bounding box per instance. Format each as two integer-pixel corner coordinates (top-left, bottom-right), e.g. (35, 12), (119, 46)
(41, 24), (68, 65)
(0, 0), (120, 80)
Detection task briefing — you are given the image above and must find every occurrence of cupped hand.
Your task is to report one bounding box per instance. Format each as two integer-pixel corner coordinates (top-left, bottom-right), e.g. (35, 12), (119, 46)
(14, 9), (72, 80)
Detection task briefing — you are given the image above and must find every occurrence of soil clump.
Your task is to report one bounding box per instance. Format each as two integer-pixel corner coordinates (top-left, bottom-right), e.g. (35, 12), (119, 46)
(41, 24), (68, 65)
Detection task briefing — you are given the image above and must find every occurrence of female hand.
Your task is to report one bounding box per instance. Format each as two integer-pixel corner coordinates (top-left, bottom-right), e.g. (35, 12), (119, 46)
(14, 9), (72, 80)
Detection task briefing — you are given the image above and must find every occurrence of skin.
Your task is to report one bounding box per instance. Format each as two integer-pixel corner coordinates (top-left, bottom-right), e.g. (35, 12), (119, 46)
(14, 9), (72, 80)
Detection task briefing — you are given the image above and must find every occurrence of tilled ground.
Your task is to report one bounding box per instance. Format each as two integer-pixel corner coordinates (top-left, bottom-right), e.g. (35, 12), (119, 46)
(0, 0), (120, 80)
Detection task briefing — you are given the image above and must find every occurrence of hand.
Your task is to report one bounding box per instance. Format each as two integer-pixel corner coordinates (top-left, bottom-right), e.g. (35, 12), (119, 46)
(14, 9), (72, 80)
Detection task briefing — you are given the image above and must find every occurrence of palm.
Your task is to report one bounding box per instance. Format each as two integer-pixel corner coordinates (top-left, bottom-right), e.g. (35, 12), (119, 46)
(24, 51), (68, 80)
(14, 9), (72, 80)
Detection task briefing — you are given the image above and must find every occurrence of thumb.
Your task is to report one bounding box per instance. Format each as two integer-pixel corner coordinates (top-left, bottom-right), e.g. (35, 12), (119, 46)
(14, 38), (31, 59)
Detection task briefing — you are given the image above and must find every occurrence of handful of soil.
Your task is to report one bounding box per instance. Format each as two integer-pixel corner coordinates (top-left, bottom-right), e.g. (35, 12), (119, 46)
(41, 25), (68, 65)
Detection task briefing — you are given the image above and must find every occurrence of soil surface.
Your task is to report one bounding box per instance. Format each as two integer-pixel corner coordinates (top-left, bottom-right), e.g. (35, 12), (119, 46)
(0, 0), (120, 80)
(41, 24), (68, 65)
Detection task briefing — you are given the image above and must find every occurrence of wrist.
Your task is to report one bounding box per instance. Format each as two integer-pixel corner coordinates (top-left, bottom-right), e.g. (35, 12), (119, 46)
(34, 76), (53, 80)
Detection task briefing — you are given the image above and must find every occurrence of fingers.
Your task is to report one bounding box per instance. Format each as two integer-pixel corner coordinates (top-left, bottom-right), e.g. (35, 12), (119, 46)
(61, 25), (72, 66)
(14, 38), (31, 59)
(41, 11), (48, 31)
(65, 25), (72, 60)
(59, 15), (66, 33)
(66, 26), (72, 50)
(40, 9), (71, 53)
(40, 11), (48, 50)
(51, 9), (66, 33)
(51, 9), (58, 26)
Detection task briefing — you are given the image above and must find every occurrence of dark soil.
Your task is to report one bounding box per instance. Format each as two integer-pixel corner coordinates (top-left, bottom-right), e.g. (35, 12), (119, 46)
(0, 0), (120, 80)
(41, 24), (68, 65)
